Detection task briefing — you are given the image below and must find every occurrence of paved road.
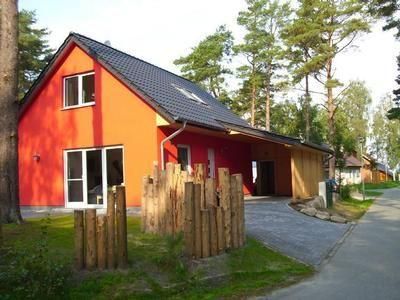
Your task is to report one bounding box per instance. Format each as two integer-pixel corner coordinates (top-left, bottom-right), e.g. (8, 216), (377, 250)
(245, 198), (350, 266)
(267, 188), (400, 300)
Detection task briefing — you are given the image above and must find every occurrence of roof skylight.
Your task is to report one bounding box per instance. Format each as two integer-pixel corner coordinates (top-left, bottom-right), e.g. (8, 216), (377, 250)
(172, 84), (208, 106)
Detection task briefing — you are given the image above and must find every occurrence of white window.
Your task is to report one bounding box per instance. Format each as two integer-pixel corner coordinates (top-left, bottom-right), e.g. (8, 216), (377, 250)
(172, 83), (208, 106)
(177, 144), (192, 173)
(63, 72), (95, 108)
(64, 146), (124, 208)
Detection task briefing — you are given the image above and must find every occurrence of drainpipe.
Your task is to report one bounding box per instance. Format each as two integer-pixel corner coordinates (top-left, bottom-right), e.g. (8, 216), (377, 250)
(160, 120), (187, 170)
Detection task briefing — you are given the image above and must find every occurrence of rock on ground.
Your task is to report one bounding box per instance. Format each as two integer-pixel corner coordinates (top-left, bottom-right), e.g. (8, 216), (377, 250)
(330, 215), (347, 223)
(301, 207), (317, 217)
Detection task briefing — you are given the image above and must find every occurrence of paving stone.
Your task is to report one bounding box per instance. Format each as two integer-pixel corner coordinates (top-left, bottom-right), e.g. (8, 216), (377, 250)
(300, 207), (317, 217)
(330, 215), (347, 223)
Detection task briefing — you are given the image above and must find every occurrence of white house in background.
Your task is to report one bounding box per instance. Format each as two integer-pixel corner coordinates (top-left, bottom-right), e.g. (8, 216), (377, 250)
(336, 154), (363, 185)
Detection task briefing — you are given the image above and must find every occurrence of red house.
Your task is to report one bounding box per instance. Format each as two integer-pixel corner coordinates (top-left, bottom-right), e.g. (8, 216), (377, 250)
(19, 33), (331, 209)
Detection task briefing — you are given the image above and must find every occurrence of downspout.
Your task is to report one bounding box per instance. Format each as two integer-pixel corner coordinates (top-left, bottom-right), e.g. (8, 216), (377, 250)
(160, 120), (187, 170)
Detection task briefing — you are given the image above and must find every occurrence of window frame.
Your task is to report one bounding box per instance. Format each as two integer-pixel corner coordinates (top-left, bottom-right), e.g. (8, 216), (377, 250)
(64, 145), (125, 209)
(177, 144), (192, 174)
(63, 71), (95, 109)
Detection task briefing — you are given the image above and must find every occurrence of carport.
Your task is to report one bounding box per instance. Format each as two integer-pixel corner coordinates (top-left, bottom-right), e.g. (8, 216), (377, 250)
(223, 123), (332, 200)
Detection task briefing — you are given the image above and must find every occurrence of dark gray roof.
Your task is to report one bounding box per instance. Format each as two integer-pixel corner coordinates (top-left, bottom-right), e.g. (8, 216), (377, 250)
(72, 33), (250, 130)
(21, 32), (333, 154)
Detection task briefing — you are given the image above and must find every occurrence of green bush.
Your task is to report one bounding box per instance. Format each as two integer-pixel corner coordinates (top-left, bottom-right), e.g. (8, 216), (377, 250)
(0, 218), (71, 299)
(340, 185), (351, 201)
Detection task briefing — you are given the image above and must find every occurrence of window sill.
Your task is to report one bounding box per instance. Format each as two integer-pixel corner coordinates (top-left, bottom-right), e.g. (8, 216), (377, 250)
(61, 102), (95, 111)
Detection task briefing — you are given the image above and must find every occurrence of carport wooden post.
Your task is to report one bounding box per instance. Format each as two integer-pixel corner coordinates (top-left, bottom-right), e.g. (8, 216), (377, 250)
(218, 168), (231, 249)
(74, 210), (84, 270)
(85, 209), (97, 270)
(183, 182), (194, 257)
(116, 186), (128, 269)
(107, 190), (116, 269)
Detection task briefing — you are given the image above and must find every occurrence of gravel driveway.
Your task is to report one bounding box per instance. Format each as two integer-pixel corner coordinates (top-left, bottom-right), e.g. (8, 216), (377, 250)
(245, 198), (351, 266)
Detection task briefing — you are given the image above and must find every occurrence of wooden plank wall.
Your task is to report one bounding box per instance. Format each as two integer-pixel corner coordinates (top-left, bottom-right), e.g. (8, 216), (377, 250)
(291, 148), (324, 199)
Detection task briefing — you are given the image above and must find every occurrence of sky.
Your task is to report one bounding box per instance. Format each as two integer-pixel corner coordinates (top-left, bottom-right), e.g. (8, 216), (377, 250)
(20, 0), (400, 108)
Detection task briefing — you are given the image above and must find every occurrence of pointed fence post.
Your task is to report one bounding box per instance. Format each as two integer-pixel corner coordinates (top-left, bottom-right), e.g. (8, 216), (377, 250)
(74, 210), (84, 270)
(85, 209), (97, 270)
(116, 186), (128, 268)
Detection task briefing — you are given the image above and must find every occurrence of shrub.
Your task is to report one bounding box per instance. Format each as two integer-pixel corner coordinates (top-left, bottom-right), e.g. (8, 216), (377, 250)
(0, 217), (71, 299)
(340, 185), (351, 201)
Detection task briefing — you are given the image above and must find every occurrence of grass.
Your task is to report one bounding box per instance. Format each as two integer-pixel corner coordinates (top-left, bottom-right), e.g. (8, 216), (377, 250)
(355, 181), (400, 190)
(328, 197), (374, 221)
(2, 215), (313, 299)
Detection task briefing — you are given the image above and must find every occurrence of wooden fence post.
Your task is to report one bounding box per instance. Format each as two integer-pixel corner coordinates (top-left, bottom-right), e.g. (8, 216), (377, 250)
(233, 174), (245, 246)
(183, 182), (194, 257)
(116, 186), (128, 268)
(158, 170), (167, 235)
(209, 206), (218, 256)
(194, 164), (206, 208)
(153, 163), (160, 232)
(107, 190), (116, 269)
(205, 178), (217, 208)
(97, 215), (107, 270)
(216, 207), (225, 254)
(141, 176), (150, 232)
(85, 209), (97, 270)
(165, 163), (174, 234)
(0, 207), (3, 247)
(201, 209), (210, 258)
(194, 183), (202, 258)
(230, 176), (239, 249)
(74, 210), (84, 270)
(218, 168), (231, 249)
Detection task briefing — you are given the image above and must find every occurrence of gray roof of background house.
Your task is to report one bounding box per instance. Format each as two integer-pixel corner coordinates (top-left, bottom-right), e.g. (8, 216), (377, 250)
(21, 32), (333, 154)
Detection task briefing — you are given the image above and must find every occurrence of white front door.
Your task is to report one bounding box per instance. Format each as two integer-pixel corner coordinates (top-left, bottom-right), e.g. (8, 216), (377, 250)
(64, 146), (124, 208)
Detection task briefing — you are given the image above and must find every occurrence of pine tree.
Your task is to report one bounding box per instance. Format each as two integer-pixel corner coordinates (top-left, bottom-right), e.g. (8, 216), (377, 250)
(235, 0), (290, 129)
(388, 54), (400, 119)
(282, 0), (322, 141)
(18, 10), (53, 99)
(0, 0), (22, 223)
(174, 25), (233, 105)
(300, 0), (370, 178)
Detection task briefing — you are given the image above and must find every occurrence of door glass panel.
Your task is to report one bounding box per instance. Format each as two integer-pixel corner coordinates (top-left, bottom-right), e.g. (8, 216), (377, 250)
(86, 150), (103, 205)
(67, 152), (82, 179)
(107, 148), (124, 187)
(68, 181), (83, 202)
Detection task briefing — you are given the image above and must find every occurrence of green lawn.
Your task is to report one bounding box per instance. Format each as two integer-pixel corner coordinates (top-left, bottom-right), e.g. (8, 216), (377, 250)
(357, 181), (400, 190)
(1, 215), (313, 299)
(328, 198), (374, 221)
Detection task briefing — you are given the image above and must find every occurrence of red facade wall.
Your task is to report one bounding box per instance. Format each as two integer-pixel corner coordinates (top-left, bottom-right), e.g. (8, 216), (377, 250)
(18, 43), (158, 207)
(158, 128), (253, 195)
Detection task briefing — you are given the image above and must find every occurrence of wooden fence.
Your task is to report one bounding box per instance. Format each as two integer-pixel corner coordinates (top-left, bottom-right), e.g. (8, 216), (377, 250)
(141, 162), (245, 258)
(74, 185), (128, 270)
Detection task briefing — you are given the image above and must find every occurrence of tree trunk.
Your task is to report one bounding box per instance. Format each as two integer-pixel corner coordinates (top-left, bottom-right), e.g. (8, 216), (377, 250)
(265, 87), (271, 131)
(250, 65), (256, 127)
(304, 74), (310, 141)
(0, 0), (22, 223)
(326, 57), (336, 179)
